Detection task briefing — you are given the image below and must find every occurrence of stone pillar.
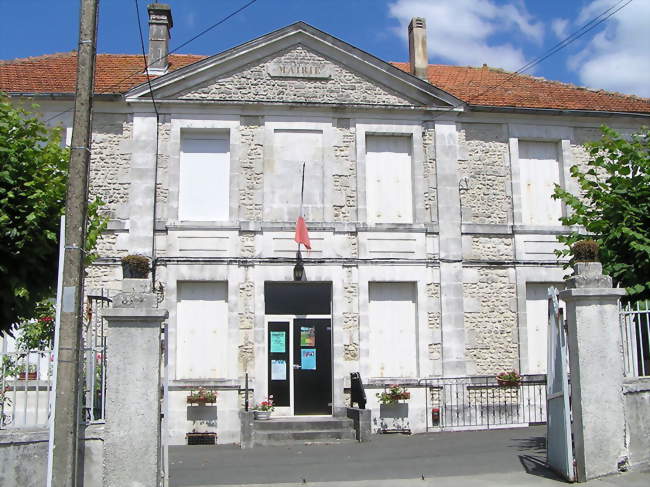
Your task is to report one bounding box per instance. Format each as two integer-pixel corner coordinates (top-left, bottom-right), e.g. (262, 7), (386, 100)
(559, 262), (627, 481)
(102, 280), (168, 487)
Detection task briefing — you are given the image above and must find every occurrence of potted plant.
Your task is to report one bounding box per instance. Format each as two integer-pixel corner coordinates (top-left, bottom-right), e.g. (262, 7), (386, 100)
(186, 387), (217, 405)
(17, 363), (38, 381)
(496, 370), (522, 387)
(377, 385), (411, 434)
(571, 239), (599, 262)
(121, 254), (150, 279)
(252, 395), (274, 420)
(376, 384), (411, 405)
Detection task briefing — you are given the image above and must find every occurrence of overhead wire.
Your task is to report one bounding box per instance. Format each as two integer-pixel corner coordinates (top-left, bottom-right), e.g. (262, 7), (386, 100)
(41, 0), (632, 125)
(427, 0), (634, 120)
(42, 0), (259, 124)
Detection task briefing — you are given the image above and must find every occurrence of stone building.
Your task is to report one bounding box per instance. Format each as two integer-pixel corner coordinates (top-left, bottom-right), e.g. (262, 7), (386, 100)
(1, 5), (649, 444)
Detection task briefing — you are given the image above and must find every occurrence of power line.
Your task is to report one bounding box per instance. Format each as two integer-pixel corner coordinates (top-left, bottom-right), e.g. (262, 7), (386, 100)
(429, 0), (634, 119)
(134, 0), (159, 115)
(43, 0), (259, 124)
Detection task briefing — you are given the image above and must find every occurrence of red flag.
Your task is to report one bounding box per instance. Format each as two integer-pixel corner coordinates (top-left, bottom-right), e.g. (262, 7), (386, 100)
(294, 216), (311, 250)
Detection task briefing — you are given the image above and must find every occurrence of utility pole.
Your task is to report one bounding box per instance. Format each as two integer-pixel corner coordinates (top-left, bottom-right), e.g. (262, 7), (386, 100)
(50, 0), (99, 485)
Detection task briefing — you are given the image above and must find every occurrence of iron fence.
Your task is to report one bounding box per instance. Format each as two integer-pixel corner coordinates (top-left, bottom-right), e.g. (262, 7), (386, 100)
(620, 300), (650, 377)
(0, 291), (110, 429)
(419, 374), (547, 431)
(1, 349), (53, 428)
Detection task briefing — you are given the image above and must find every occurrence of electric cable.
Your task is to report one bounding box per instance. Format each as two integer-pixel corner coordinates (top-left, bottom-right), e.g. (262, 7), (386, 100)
(43, 0), (259, 124)
(427, 0), (634, 120)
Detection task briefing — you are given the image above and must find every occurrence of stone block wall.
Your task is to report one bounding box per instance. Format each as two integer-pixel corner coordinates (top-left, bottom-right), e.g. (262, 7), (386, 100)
(332, 125), (357, 222)
(422, 126), (438, 222)
(458, 123), (511, 225)
(239, 116), (264, 221)
(464, 267), (518, 374)
(89, 114), (132, 219)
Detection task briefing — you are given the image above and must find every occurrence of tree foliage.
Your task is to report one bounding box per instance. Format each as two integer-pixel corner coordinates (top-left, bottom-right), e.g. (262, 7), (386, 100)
(0, 97), (68, 335)
(553, 126), (650, 300)
(0, 96), (108, 335)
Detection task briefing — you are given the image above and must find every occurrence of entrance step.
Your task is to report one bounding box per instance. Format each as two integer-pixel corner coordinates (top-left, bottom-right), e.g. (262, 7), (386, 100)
(252, 417), (357, 447)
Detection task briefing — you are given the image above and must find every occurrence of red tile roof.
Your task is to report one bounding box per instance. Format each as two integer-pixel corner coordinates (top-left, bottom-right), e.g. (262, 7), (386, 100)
(1, 52), (648, 114)
(394, 62), (650, 114)
(0, 52), (204, 95)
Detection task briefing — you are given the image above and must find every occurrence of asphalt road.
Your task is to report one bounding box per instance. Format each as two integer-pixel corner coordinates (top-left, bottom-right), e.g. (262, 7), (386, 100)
(168, 426), (648, 487)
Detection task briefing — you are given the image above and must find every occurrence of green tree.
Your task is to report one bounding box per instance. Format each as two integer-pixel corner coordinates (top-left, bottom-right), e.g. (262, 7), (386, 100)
(553, 126), (650, 300)
(0, 96), (107, 335)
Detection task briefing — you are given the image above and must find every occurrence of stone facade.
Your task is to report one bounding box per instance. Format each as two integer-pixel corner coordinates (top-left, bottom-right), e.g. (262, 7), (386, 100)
(458, 123), (511, 225)
(89, 115), (132, 219)
(177, 46), (414, 106)
(239, 117), (264, 221)
(464, 268), (517, 374)
(332, 125), (357, 222)
(66, 23), (648, 446)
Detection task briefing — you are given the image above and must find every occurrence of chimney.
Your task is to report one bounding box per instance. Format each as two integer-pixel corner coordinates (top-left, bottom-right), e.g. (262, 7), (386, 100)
(147, 3), (173, 74)
(408, 17), (428, 80)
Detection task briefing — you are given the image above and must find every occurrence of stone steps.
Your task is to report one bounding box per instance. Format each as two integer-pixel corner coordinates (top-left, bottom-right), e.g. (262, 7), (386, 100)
(252, 417), (357, 447)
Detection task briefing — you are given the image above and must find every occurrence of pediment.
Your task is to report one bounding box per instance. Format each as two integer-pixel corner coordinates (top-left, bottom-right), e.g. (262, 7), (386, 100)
(126, 23), (462, 109)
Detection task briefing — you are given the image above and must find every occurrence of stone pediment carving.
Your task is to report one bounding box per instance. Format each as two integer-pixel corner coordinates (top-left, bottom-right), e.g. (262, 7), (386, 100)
(174, 45), (415, 106)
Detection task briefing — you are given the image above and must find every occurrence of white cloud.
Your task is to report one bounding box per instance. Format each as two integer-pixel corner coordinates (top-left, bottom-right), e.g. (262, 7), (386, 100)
(388, 0), (544, 71)
(551, 18), (569, 39)
(569, 0), (650, 97)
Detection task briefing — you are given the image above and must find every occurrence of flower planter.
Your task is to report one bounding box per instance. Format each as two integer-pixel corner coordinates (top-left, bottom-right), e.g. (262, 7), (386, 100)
(254, 410), (271, 420)
(18, 372), (38, 381)
(186, 432), (217, 445)
(187, 399), (215, 406)
(378, 402), (410, 434)
(496, 379), (521, 387)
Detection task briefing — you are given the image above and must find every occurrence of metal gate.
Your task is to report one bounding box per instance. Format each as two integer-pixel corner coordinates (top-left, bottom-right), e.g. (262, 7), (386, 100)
(546, 287), (575, 481)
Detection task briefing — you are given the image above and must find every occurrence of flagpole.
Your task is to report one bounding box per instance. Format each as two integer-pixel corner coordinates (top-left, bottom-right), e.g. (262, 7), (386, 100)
(297, 162), (305, 254)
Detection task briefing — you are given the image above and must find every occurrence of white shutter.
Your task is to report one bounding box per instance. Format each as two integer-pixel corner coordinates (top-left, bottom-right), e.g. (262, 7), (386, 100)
(366, 135), (413, 224)
(369, 282), (417, 377)
(179, 135), (230, 221)
(519, 141), (562, 225)
(176, 282), (228, 379)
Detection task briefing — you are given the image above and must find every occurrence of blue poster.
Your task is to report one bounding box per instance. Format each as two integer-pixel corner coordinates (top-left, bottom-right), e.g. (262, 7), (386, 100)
(270, 331), (286, 353)
(301, 348), (316, 370)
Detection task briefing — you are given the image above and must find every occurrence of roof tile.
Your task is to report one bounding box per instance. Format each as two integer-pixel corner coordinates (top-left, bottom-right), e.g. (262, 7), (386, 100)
(1, 52), (648, 114)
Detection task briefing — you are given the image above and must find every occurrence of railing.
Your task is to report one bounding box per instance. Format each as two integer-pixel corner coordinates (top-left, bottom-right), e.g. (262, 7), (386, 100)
(1, 349), (53, 428)
(0, 291), (111, 429)
(620, 300), (650, 377)
(419, 374), (547, 431)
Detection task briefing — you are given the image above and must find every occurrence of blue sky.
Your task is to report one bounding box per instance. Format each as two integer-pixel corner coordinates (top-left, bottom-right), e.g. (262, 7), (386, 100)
(1, 0), (648, 96)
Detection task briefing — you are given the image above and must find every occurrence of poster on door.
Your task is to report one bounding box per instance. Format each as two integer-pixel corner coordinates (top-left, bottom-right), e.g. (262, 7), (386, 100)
(300, 327), (315, 347)
(270, 331), (286, 353)
(301, 348), (316, 370)
(271, 359), (287, 380)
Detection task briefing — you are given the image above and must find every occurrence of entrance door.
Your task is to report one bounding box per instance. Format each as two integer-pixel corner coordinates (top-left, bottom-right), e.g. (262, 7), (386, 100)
(293, 318), (332, 415)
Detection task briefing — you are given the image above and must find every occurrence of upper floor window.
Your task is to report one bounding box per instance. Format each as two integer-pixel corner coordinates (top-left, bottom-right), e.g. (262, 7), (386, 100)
(519, 141), (562, 225)
(179, 133), (230, 221)
(365, 135), (413, 224)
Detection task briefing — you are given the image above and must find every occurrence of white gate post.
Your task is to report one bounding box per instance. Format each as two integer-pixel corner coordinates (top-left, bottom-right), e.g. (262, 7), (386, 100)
(559, 262), (626, 481)
(102, 279), (168, 487)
